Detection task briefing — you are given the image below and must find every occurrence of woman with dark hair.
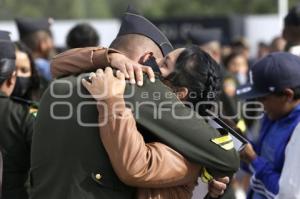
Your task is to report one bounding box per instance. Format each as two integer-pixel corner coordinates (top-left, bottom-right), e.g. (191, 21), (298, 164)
(82, 46), (227, 199)
(12, 42), (41, 101)
(161, 46), (221, 115)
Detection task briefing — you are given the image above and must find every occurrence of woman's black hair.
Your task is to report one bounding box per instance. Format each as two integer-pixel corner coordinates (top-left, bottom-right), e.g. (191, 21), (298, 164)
(14, 41), (40, 100)
(165, 45), (222, 115)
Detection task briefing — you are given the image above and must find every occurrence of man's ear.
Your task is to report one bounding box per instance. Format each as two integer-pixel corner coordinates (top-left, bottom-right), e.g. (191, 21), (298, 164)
(176, 87), (189, 100)
(7, 71), (17, 85)
(6, 71), (16, 87)
(283, 88), (294, 102)
(138, 51), (153, 64)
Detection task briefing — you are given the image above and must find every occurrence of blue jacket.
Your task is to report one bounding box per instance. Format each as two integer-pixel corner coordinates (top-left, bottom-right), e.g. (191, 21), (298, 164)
(35, 58), (51, 81)
(247, 105), (300, 199)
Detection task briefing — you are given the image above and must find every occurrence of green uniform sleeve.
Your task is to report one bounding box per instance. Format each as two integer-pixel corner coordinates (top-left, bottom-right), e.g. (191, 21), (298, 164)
(124, 75), (240, 177)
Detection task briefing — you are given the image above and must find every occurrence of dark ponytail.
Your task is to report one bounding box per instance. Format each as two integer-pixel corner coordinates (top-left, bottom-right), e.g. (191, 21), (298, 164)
(165, 45), (222, 115)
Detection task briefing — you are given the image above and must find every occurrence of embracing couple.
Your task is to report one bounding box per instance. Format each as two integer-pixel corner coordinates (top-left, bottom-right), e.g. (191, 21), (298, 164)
(30, 6), (239, 199)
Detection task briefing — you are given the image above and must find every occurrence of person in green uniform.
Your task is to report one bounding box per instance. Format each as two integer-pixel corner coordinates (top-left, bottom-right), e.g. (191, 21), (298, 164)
(31, 7), (239, 199)
(0, 30), (36, 199)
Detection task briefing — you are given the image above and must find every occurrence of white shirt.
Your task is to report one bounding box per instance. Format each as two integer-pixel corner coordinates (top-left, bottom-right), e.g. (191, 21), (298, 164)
(276, 123), (300, 199)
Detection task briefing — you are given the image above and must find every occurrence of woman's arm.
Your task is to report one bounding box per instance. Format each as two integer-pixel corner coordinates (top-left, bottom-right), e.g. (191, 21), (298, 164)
(51, 47), (155, 85)
(82, 67), (200, 188)
(98, 97), (200, 188)
(51, 47), (111, 78)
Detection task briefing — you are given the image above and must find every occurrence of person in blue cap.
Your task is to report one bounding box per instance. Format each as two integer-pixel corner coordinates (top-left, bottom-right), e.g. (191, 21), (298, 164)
(0, 30), (36, 199)
(31, 6), (238, 199)
(237, 52), (300, 199)
(15, 18), (54, 82)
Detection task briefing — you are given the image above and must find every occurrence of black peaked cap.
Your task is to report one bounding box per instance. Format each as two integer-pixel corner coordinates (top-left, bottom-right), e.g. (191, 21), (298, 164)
(117, 6), (173, 56)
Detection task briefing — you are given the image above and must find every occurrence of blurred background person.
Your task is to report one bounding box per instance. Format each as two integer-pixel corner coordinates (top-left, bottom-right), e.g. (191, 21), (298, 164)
(15, 18), (55, 82)
(269, 36), (286, 53)
(230, 38), (255, 67)
(256, 41), (269, 59)
(283, 4), (300, 56)
(12, 42), (41, 102)
(219, 51), (250, 133)
(223, 51), (249, 86)
(66, 23), (100, 49)
(188, 29), (222, 64)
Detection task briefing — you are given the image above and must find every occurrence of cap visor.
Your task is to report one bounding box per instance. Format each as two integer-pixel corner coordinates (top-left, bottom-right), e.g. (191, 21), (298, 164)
(236, 84), (270, 100)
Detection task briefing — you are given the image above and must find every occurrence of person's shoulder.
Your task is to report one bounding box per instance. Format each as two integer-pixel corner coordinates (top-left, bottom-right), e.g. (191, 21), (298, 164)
(10, 96), (38, 118)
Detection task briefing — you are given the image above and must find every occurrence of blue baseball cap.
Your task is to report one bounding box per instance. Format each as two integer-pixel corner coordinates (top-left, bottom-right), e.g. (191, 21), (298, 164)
(237, 52), (300, 99)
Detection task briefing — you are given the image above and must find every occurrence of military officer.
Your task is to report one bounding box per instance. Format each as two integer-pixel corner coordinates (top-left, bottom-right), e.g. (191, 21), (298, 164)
(0, 30), (36, 199)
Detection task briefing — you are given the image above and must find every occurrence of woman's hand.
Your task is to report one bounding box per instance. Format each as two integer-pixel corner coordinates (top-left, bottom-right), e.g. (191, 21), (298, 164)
(81, 67), (125, 101)
(208, 176), (230, 198)
(109, 52), (155, 86)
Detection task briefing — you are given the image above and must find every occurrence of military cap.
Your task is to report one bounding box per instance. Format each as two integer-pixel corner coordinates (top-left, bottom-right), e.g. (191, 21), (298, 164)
(284, 4), (300, 26)
(188, 29), (222, 46)
(15, 18), (52, 39)
(0, 30), (11, 41)
(117, 5), (173, 56)
(0, 30), (16, 83)
(237, 52), (300, 99)
(0, 41), (16, 83)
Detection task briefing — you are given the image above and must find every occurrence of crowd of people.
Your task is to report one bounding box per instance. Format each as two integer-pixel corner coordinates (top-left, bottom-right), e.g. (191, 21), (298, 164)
(1, 4), (300, 199)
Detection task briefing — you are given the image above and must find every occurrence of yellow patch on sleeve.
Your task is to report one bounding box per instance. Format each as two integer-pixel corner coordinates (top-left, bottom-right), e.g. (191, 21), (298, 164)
(211, 134), (234, 150)
(200, 167), (213, 183)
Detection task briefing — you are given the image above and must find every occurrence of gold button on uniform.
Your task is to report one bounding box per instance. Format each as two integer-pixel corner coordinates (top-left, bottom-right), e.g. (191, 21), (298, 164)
(95, 174), (102, 180)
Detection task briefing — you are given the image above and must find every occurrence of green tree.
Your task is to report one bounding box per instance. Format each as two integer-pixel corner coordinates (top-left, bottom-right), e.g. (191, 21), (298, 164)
(0, 0), (300, 20)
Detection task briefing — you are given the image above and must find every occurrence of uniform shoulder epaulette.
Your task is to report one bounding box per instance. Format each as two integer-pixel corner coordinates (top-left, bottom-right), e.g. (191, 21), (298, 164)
(10, 96), (32, 105)
(10, 96), (39, 117)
